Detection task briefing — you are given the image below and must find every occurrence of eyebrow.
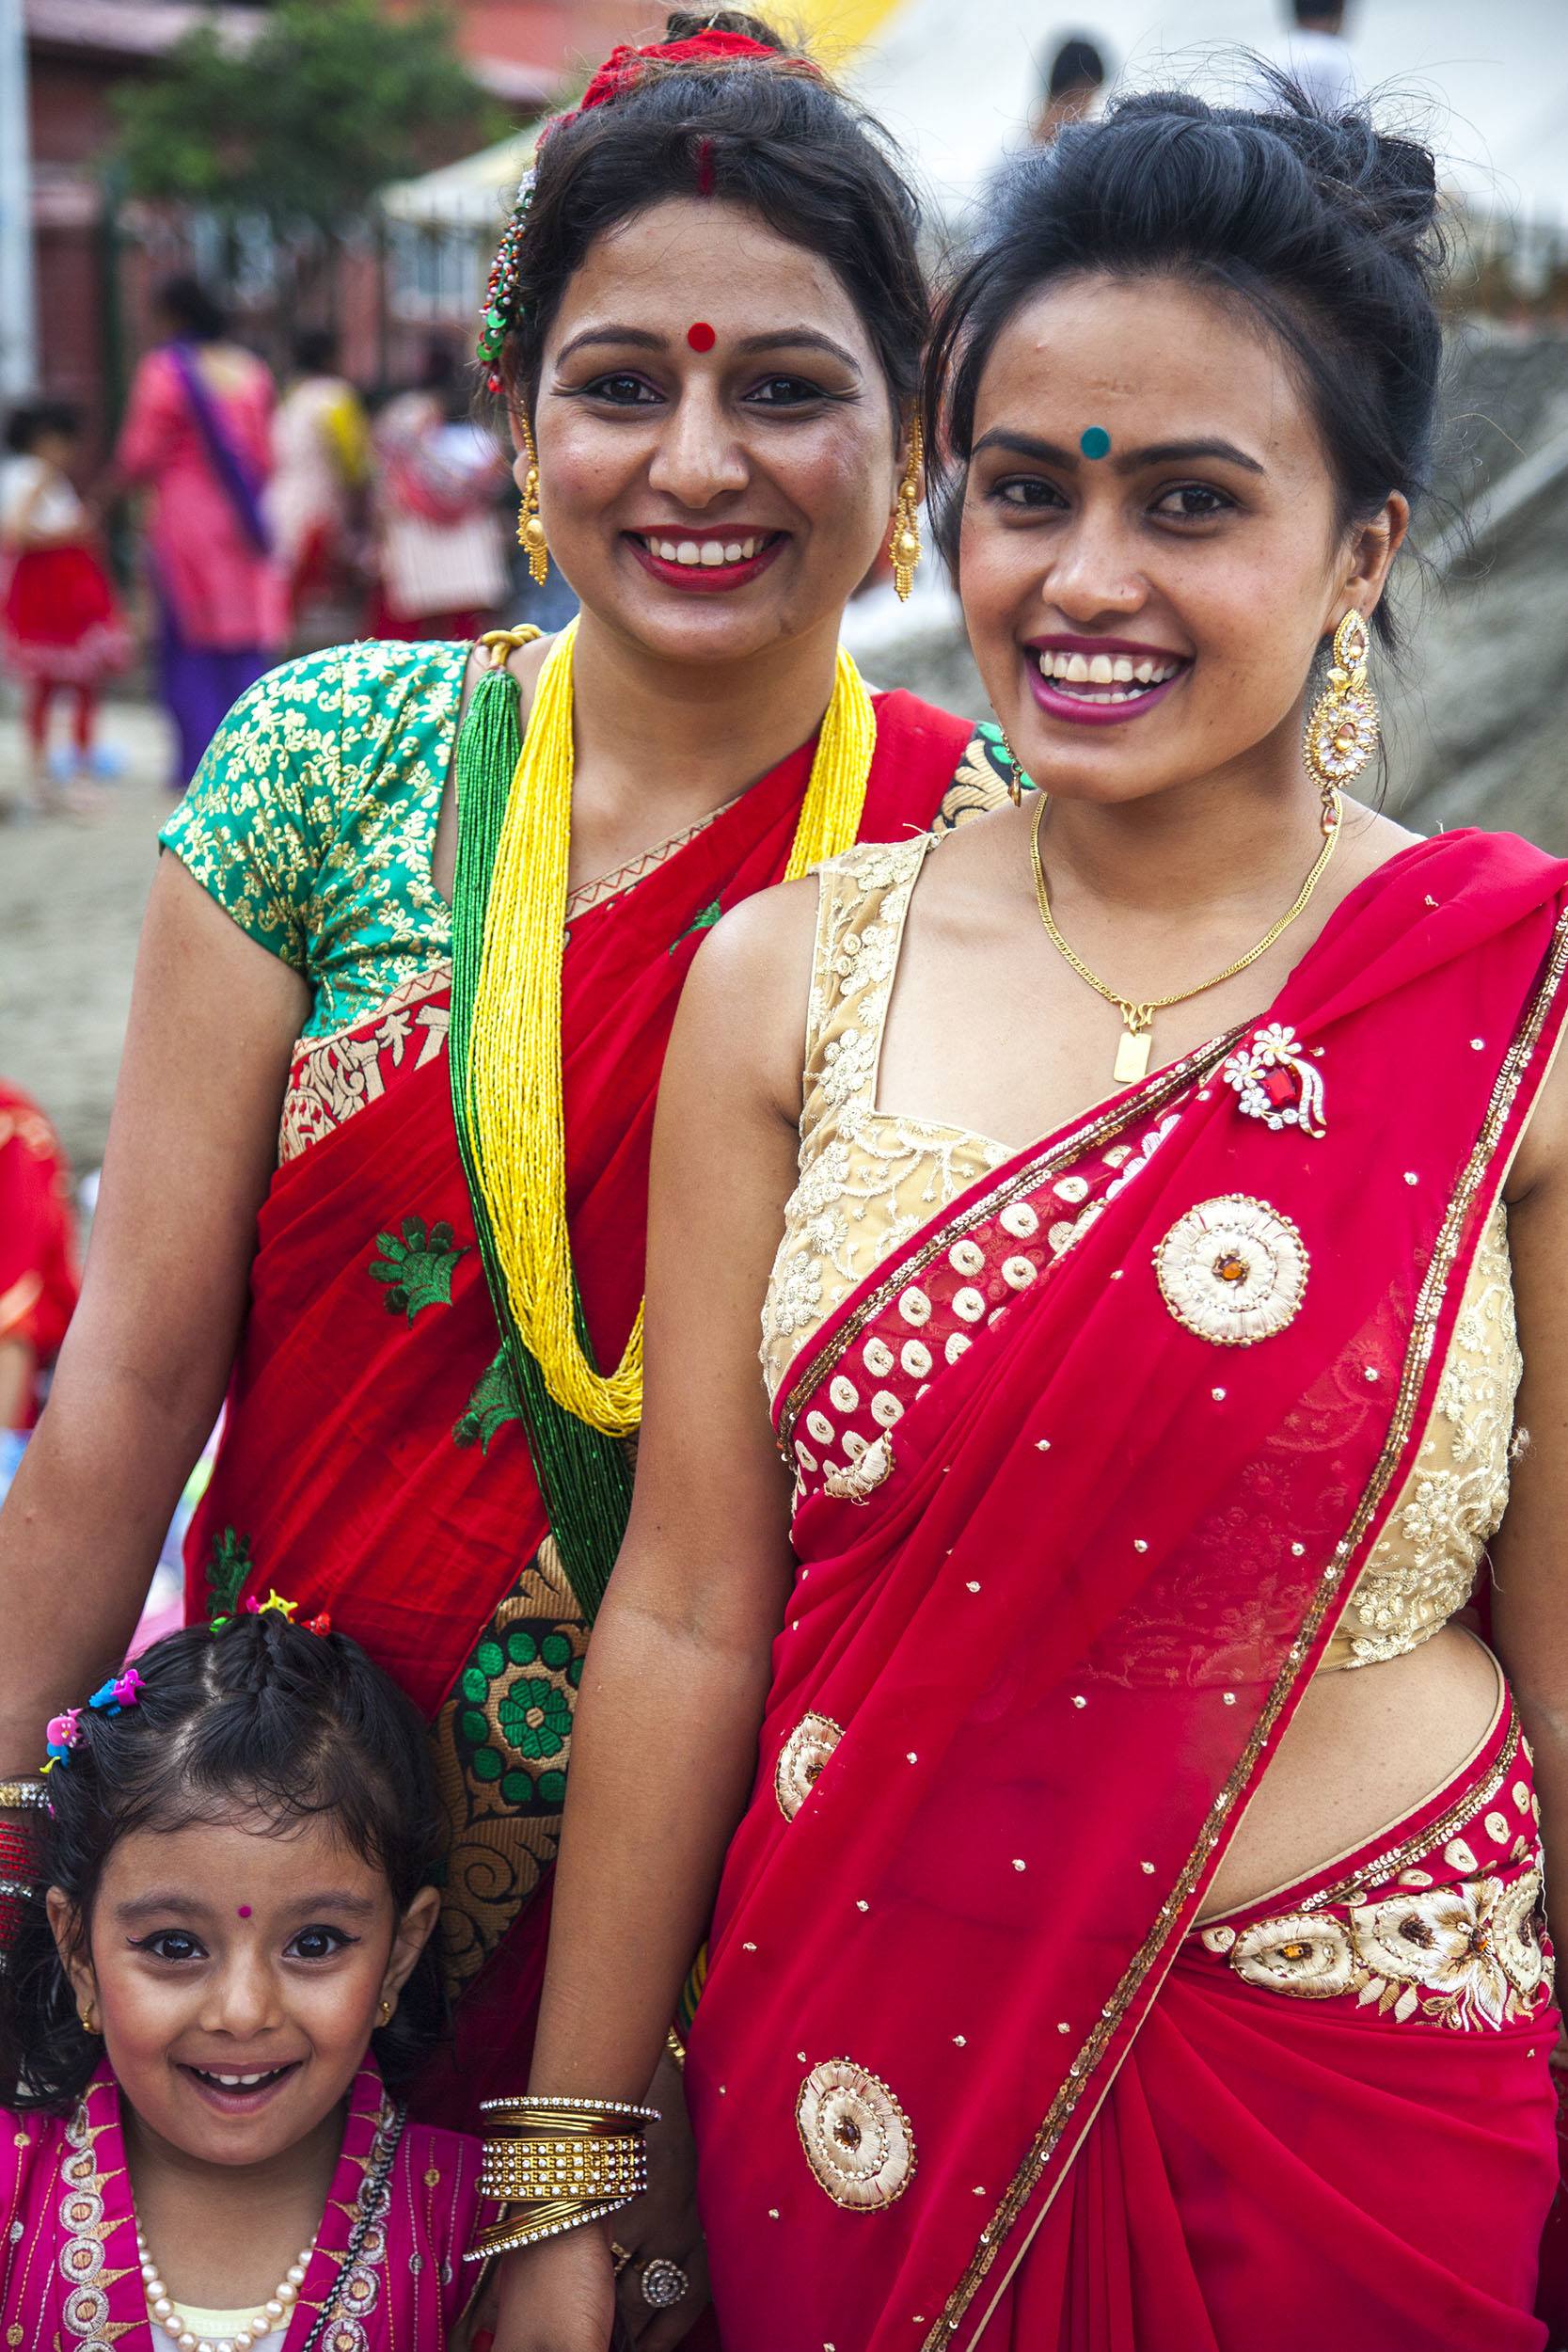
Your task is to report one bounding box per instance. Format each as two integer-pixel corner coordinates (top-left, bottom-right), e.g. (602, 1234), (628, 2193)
(114, 1890), (381, 1924)
(971, 429), (1265, 476)
(556, 325), (861, 373)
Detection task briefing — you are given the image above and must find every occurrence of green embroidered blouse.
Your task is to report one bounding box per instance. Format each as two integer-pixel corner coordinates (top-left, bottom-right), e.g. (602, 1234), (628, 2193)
(160, 639), (465, 1042)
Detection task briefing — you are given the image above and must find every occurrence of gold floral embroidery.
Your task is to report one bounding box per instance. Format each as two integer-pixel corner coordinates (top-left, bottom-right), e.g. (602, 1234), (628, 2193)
(761, 836), (1009, 1408)
(1326, 1202), (1519, 1668)
(279, 963), (451, 1163)
(1209, 1864), (1551, 2028)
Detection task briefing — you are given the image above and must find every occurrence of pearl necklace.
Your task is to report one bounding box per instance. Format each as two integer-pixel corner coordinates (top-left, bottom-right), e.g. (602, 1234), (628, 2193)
(136, 2225), (313, 2352)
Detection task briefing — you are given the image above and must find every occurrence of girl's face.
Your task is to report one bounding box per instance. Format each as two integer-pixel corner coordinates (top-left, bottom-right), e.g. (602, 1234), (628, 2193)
(525, 197), (906, 665)
(957, 272), (1404, 806)
(53, 1811), (436, 2171)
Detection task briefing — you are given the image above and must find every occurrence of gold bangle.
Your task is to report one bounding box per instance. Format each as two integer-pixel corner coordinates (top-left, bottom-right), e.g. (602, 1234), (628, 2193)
(479, 2092), (659, 2127)
(0, 1780), (49, 1813)
(666, 2023), (687, 2073)
(479, 2138), (648, 2201)
(466, 2193), (636, 2261)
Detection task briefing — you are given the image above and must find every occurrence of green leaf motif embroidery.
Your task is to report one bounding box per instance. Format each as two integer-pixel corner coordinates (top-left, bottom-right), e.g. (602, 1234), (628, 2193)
(368, 1215), (467, 1323)
(454, 1344), (524, 1454)
(205, 1526), (253, 1618)
(669, 898), (723, 956)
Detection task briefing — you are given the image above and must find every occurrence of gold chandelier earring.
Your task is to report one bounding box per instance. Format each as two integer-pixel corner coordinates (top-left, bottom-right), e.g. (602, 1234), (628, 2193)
(517, 417), (549, 588)
(1304, 608), (1378, 833)
(890, 414), (923, 602)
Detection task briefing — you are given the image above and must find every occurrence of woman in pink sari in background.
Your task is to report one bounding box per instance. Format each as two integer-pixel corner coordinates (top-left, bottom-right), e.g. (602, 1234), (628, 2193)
(115, 274), (287, 788)
(493, 85), (1568, 2352)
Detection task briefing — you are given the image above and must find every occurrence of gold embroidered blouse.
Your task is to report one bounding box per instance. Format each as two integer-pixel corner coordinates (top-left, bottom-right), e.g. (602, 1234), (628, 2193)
(761, 835), (1523, 1677)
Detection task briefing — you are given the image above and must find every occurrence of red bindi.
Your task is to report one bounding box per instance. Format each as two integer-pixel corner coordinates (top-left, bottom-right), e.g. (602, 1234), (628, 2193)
(687, 322), (716, 353)
(237, 1906), (252, 1919)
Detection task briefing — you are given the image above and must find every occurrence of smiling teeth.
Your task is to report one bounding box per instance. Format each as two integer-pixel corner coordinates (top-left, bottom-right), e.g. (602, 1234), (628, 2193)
(650, 535), (765, 566)
(1037, 650), (1180, 688)
(201, 2069), (277, 2087)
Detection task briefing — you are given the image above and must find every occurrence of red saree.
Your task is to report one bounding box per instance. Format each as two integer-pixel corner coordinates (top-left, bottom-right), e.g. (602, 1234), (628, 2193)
(181, 687), (976, 2128)
(687, 830), (1568, 2351)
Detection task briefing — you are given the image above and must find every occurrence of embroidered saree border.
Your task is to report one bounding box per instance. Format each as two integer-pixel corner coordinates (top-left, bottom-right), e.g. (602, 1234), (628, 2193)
(924, 903), (1568, 2352)
(775, 1029), (1247, 1453)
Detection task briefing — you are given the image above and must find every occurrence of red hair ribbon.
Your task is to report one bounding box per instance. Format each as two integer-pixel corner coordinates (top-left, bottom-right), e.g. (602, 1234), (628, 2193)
(543, 30), (822, 151)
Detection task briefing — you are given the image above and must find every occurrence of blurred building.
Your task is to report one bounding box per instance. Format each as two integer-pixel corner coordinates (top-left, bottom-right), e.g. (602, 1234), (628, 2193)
(17, 0), (648, 453)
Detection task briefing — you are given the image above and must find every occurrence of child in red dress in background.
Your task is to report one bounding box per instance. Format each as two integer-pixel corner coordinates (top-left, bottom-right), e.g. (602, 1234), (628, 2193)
(0, 403), (129, 812)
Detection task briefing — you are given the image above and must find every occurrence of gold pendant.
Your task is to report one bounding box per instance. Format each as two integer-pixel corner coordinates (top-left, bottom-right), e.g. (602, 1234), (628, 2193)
(1113, 1024), (1153, 1086)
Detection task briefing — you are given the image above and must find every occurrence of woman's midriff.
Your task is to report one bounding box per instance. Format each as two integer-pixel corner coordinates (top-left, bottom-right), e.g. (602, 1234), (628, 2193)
(1200, 1624), (1502, 1919)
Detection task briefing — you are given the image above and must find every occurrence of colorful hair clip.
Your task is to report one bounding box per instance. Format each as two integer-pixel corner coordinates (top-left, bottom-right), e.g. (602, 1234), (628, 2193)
(258, 1591), (298, 1620)
(306, 1613), (332, 1638)
(87, 1669), (143, 1717)
(44, 1708), (83, 1767)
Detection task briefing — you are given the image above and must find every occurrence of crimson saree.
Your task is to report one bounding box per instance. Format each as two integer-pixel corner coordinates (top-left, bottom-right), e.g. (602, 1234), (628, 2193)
(180, 684), (978, 2127)
(687, 830), (1568, 2351)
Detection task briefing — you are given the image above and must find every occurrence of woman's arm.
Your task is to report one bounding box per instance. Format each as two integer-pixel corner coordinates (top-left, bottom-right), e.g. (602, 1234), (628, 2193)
(1492, 1041), (1568, 1954)
(0, 856), (308, 1767)
(489, 882), (818, 2352)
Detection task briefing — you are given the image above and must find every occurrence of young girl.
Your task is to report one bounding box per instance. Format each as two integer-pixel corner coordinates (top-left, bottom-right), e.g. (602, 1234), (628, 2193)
(0, 403), (128, 811)
(0, 1600), (491, 2346)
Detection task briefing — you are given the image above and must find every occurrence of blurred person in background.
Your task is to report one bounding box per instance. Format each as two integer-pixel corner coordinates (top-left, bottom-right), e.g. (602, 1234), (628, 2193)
(1283, 1), (1357, 113)
(0, 1084), (77, 1437)
(0, 403), (129, 815)
(1033, 34), (1108, 144)
(267, 325), (372, 647)
(111, 274), (287, 793)
(370, 337), (510, 643)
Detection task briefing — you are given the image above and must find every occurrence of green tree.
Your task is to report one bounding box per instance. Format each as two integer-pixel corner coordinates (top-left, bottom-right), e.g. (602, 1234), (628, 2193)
(115, 0), (503, 239)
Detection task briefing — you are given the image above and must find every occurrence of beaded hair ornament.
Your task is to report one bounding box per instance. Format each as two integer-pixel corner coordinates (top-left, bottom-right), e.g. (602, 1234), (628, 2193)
(41, 1596), (329, 1772)
(476, 28), (823, 394)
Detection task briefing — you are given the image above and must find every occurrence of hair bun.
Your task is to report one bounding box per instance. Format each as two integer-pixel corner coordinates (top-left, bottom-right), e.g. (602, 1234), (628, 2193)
(663, 8), (789, 49)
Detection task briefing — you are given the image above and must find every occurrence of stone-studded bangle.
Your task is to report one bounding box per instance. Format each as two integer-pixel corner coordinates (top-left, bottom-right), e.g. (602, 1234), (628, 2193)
(0, 1778), (50, 1812)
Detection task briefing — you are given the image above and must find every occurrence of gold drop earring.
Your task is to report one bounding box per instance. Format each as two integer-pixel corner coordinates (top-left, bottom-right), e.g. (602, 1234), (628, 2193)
(516, 417), (549, 588)
(998, 728), (1031, 806)
(1304, 609), (1378, 832)
(890, 414), (923, 602)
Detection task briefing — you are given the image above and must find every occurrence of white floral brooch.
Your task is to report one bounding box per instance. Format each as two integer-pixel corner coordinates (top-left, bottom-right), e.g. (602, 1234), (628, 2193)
(1221, 1025), (1326, 1137)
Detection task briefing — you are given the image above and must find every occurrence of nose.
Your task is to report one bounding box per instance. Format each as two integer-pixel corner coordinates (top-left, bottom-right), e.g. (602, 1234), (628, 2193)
(644, 381), (750, 511)
(1040, 501), (1147, 626)
(198, 1949), (284, 2041)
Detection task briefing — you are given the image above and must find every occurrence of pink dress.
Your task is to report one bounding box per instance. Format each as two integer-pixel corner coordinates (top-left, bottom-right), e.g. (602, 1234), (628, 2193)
(116, 343), (287, 654)
(1, 2058), (491, 2343)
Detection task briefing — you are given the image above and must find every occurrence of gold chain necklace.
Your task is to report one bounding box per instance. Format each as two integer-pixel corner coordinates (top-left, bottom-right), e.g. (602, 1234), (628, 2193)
(1029, 787), (1342, 1086)
(466, 618), (877, 1438)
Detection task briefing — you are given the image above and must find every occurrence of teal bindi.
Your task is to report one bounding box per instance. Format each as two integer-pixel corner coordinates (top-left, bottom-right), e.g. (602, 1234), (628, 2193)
(1079, 426), (1112, 460)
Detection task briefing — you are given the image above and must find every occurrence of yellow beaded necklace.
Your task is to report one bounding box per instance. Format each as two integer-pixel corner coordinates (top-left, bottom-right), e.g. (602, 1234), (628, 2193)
(465, 618), (877, 1438)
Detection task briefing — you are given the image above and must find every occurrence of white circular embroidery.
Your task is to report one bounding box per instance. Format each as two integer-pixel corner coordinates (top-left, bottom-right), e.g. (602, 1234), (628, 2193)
(953, 1287), (987, 1325)
(796, 2058), (916, 2210)
(1229, 1913), (1355, 1999)
(944, 1332), (972, 1365)
(863, 1337), (895, 1379)
(897, 1288), (931, 1327)
(900, 1339), (932, 1380)
(1154, 1195), (1308, 1346)
(806, 1409), (835, 1445)
(871, 1390), (903, 1428)
(1002, 1256), (1037, 1291)
(775, 1711), (844, 1820)
(1000, 1200), (1039, 1239)
(794, 1440), (818, 1473)
(830, 1375), (860, 1413)
(1053, 1175), (1090, 1205)
(948, 1238), (986, 1278)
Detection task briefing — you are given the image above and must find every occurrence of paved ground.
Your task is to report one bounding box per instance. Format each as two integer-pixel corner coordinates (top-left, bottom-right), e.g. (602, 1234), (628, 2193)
(0, 694), (174, 1174)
